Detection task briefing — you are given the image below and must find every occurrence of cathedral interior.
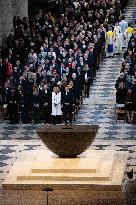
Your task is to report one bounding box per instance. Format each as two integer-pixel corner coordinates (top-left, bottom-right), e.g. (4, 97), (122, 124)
(0, 0), (136, 204)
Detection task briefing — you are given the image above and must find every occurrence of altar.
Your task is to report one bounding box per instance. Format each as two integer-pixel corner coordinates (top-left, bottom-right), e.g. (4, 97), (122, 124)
(2, 125), (128, 205)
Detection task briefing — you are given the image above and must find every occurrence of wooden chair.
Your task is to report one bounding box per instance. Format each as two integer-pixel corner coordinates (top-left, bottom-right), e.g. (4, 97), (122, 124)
(115, 103), (126, 122)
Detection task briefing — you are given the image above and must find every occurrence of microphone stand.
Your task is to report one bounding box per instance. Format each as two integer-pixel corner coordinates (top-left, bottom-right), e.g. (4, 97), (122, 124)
(42, 188), (54, 205)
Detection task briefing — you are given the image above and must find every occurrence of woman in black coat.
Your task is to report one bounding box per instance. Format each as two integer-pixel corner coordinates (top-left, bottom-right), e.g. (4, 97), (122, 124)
(125, 89), (135, 123)
(116, 82), (127, 104)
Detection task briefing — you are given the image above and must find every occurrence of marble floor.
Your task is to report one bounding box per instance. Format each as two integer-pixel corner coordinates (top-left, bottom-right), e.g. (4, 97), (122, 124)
(0, 1), (136, 204)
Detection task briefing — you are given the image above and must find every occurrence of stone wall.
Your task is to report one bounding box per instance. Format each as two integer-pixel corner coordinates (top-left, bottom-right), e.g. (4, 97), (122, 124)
(0, 0), (13, 46)
(0, 0), (28, 47)
(12, 0), (28, 17)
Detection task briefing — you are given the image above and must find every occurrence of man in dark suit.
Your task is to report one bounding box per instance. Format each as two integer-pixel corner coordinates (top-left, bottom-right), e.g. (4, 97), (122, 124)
(83, 64), (91, 98)
(14, 60), (24, 77)
(76, 66), (84, 93)
(7, 89), (19, 124)
(72, 73), (80, 105)
(18, 90), (29, 123)
(2, 81), (12, 118)
(31, 88), (42, 123)
(56, 62), (65, 77)
(12, 67), (20, 89)
(62, 85), (74, 125)
(2, 81), (12, 105)
(42, 83), (52, 123)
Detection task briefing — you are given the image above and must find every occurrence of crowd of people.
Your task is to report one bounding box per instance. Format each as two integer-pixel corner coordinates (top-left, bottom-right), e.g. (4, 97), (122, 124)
(0, 0), (129, 124)
(115, 26), (136, 124)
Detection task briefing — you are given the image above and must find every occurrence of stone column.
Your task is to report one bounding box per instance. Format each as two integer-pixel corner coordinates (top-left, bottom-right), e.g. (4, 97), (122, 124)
(0, 19), (2, 47)
(0, 0), (28, 46)
(12, 0), (28, 17)
(0, 0), (13, 46)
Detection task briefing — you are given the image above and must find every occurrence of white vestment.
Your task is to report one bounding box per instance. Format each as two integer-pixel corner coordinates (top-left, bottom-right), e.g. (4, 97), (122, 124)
(113, 25), (123, 54)
(51, 92), (62, 116)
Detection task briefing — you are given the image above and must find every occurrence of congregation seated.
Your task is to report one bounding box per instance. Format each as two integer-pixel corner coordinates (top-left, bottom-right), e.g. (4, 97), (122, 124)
(0, 0), (128, 124)
(115, 29), (136, 124)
